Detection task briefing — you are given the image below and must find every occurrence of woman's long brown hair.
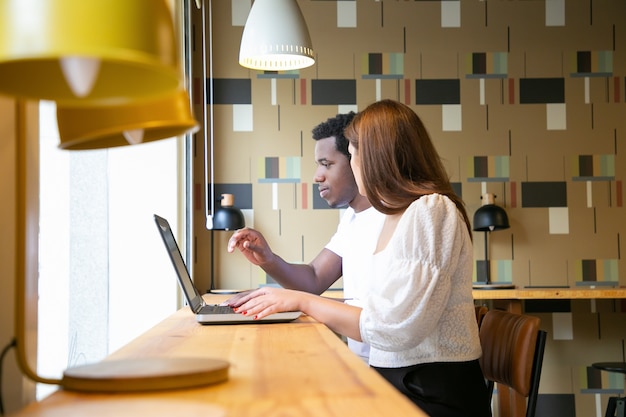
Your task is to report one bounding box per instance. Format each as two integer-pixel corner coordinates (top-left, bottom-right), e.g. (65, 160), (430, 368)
(345, 99), (472, 238)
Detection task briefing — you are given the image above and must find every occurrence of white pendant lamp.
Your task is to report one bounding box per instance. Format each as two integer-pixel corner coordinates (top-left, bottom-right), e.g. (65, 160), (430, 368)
(239, 0), (315, 71)
(0, 0), (180, 105)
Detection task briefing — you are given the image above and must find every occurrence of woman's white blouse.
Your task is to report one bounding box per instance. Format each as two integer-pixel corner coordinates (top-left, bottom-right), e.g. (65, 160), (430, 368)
(359, 194), (482, 368)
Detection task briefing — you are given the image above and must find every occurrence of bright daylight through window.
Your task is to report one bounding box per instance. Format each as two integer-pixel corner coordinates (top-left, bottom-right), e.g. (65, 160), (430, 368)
(36, 100), (181, 398)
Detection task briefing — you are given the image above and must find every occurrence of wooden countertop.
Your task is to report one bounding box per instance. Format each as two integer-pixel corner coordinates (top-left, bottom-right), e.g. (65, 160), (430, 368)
(472, 287), (626, 300)
(11, 294), (426, 417)
(329, 287), (626, 301)
(13, 288), (625, 416)
(329, 287), (626, 300)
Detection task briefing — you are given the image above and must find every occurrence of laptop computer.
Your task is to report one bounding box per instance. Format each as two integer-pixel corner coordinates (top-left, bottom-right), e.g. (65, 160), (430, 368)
(154, 214), (301, 324)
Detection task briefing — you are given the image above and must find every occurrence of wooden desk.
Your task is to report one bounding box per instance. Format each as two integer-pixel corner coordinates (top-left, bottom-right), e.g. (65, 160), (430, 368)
(11, 295), (426, 417)
(328, 288), (626, 313)
(472, 287), (626, 313)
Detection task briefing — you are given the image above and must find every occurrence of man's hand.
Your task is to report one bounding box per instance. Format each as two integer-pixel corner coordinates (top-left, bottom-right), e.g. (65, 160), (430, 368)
(227, 227), (275, 266)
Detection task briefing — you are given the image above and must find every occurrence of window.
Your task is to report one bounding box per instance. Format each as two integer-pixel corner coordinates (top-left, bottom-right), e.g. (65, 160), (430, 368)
(36, 101), (182, 398)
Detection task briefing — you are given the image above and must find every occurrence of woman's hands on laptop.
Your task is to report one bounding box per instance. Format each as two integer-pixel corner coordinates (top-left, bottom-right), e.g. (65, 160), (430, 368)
(220, 290), (254, 306)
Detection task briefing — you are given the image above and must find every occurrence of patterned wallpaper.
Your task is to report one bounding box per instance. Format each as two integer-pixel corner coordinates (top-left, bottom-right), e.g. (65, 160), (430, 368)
(190, 2), (626, 416)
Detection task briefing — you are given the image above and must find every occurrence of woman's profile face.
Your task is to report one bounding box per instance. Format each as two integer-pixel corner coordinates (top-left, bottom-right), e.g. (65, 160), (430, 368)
(347, 142), (364, 196)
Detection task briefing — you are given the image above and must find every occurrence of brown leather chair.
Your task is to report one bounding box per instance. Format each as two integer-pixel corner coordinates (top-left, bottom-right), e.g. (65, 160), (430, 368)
(475, 305), (488, 328)
(479, 309), (547, 417)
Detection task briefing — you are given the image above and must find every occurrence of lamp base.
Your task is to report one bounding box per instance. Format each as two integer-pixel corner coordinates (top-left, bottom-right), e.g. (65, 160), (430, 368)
(61, 357), (229, 392)
(472, 282), (516, 290)
(207, 288), (246, 294)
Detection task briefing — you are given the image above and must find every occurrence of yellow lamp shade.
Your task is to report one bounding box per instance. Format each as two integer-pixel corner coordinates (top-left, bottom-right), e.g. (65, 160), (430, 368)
(56, 90), (199, 150)
(0, 0), (180, 105)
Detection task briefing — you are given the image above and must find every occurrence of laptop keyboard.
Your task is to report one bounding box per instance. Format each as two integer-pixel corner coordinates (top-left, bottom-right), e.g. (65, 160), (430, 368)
(200, 304), (236, 314)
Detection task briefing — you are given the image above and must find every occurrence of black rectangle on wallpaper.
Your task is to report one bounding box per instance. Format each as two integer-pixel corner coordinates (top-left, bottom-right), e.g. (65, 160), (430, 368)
(473, 156), (488, 178)
(475, 260), (488, 282)
(582, 259), (597, 281)
(451, 182), (462, 199)
(524, 299), (571, 313)
(536, 394), (576, 417)
(472, 53), (487, 74)
(265, 157), (279, 179)
(586, 367), (602, 389)
(519, 78), (565, 103)
(212, 183), (253, 209)
(415, 79), (460, 105)
(369, 53), (383, 75)
(211, 79), (251, 104)
(521, 182), (567, 207)
(311, 80), (357, 105)
(579, 155), (593, 177)
(577, 51), (592, 73)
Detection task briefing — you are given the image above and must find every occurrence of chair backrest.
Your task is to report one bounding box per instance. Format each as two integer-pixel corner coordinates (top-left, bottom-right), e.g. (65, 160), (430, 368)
(475, 305), (488, 328)
(479, 309), (547, 417)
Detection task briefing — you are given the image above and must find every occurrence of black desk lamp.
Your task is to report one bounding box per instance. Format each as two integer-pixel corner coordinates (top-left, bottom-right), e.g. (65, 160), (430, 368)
(213, 193), (245, 231)
(210, 193), (245, 293)
(472, 193), (514, 289)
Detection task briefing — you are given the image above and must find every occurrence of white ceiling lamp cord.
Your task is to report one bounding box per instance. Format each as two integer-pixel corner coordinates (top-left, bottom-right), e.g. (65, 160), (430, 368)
(199, 0), (215, 229)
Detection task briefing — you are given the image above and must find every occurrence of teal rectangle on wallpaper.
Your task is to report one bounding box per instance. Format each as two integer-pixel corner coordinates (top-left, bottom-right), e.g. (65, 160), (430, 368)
(286, 157), (300, 180)
(493, 52), (507, 74)
(600, 154), (615, 177)
(495, 156), (509, 178)
(496, 260), (513, 282)
(389, 53), (404, 75)
(603, 259), (619, 282)
(598, 51), (613, 73)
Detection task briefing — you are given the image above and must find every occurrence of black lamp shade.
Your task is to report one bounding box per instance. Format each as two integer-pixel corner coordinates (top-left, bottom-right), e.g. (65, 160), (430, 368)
(473, 204), (510, 232)
(213, 206), (245, 231)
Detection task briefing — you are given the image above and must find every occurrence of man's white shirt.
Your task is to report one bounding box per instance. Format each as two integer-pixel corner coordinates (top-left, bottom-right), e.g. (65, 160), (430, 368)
(325, 206), (385, 361)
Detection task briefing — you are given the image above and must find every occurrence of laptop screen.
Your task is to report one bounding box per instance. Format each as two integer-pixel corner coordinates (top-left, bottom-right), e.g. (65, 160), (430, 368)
(154, 214), (204, 313)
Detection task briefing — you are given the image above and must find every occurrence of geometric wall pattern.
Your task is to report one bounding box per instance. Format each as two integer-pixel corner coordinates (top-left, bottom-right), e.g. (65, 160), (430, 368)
(257, 157), (301, 183)
(572, 155), (615, 181)
(467, 156), (510, 182)
(574, 259), (619, 286)
(581, 365), (624, 393)
(361, 52), (404, 78)
(192, 2), (626, 417)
